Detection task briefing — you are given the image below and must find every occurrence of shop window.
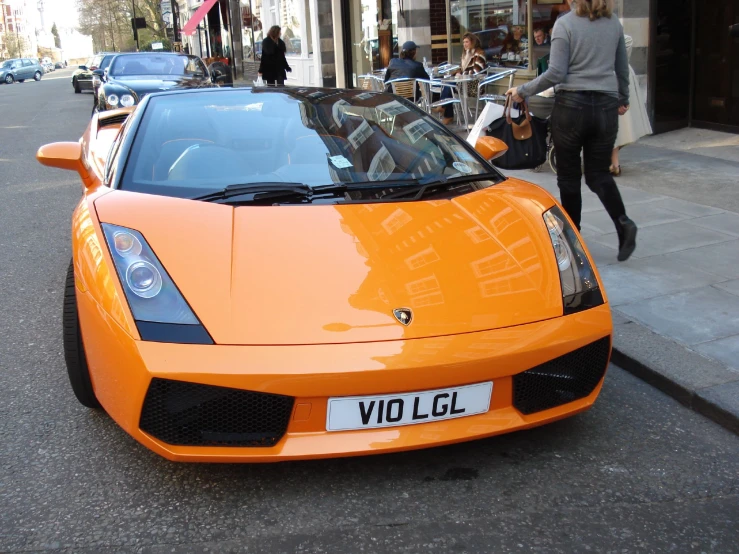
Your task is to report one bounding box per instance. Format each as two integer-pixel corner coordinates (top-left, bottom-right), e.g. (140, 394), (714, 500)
(447, 0), (567, 71)
(242, 0), (312, 60)
(280, 0), (302, 54)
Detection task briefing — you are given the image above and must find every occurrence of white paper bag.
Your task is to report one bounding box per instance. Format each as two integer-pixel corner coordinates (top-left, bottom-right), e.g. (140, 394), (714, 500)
(466, 102), (505, 146)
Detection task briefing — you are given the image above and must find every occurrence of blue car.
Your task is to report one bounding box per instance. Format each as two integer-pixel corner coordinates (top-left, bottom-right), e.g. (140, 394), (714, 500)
(1, 58), (44, 84)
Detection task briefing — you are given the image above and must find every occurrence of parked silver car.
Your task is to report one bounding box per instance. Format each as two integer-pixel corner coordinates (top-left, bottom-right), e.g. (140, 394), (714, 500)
(0, 58), (44, 84)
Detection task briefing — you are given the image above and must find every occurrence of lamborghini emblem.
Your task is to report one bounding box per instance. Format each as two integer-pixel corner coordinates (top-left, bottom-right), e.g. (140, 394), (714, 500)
(393, 308), (413, 326)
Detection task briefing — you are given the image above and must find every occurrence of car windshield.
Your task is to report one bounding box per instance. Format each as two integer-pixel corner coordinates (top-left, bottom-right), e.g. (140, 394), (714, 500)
(2, 60), (16, 68)
(109, 55), (206, 77)
(120, 89), (501, 201)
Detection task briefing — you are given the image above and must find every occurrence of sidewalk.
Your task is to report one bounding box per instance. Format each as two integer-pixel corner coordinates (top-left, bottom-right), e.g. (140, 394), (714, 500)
(501, 128), (739, 434)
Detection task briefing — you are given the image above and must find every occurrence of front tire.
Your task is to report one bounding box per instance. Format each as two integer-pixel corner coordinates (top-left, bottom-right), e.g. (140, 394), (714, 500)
(4, 74), (13, 84)
(63, 261), (101, 409)
(74, 78), (81, 93)
(34, 71), (42, 81)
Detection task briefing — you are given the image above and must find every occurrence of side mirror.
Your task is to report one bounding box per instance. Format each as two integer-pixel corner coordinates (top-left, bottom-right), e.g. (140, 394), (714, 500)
(475, 136), (508, 161)
(36, 142), (93, 187)
(79, 65), (88, 70)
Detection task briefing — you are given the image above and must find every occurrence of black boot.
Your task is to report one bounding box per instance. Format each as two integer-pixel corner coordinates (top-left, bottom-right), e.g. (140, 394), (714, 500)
(617, 216), (637, 262)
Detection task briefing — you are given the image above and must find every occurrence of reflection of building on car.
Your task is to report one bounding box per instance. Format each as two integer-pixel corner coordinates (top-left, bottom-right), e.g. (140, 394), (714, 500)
(36, 87), (613, 463)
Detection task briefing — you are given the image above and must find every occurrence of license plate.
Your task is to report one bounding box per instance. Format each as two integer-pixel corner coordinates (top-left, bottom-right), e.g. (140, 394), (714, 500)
(326, 382), (493, 432)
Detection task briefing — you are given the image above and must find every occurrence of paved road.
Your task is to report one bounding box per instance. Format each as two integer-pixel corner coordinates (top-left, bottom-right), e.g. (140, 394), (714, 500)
(1, 73), (738, 553)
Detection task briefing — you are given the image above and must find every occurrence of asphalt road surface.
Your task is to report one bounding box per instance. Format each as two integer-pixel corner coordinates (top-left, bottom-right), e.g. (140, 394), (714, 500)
(1, 71), (738, 554)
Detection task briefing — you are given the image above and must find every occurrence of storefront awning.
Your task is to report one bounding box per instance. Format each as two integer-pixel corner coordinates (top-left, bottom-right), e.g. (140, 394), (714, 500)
(181, 0), (219, 36)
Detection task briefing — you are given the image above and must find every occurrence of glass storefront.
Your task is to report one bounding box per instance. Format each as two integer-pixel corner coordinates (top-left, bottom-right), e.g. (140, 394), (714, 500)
(241, 0), (314, 63)
(448, 0), (567, 71)
(348, 0), (399, 86)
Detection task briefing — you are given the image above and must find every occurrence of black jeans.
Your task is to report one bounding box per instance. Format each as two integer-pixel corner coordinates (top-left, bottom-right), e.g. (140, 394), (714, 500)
(551, 91), (627, 231)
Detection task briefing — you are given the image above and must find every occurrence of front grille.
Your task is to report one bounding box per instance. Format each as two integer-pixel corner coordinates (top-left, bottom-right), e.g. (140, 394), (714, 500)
(140, 379), (294, 447)
(512, 337), (611, 415)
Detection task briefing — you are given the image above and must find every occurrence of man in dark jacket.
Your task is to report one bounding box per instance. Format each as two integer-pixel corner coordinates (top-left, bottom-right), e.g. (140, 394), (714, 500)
(383, 41), (429, 85)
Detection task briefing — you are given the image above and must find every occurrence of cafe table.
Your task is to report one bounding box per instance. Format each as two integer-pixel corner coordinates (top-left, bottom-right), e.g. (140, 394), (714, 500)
(440, 73), (482, 129)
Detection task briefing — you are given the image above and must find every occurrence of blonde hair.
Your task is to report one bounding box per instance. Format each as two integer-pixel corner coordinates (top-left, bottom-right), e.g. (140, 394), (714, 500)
(575, 0), (614, 20)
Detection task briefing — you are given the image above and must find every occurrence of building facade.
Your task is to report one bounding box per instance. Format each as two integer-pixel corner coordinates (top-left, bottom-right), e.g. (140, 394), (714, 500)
(173, 0), (738, 133)
(333, 0), (738, 133)
(0, 0), (37, 59)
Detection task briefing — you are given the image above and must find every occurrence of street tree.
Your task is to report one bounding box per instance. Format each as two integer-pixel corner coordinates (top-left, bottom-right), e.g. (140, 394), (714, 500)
(51, 23), (62, 49)
(6, 33), (29, 58)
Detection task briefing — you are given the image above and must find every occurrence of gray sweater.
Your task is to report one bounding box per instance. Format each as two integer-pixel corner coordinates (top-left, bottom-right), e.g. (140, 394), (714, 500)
(518, 11), (630, 105)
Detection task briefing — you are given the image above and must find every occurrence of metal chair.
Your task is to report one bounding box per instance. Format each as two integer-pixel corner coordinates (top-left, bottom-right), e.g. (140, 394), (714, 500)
(435, 63), (460, 78)
(474, 69), (517, 120)
(386, 78), (417, 101)
(358, 74), (384, 91)
(416, 79), (464, 127)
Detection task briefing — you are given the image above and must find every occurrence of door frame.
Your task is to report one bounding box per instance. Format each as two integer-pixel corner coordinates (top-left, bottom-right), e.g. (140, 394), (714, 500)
(648, 0), (696, 134)
(340, 0), (354, 87)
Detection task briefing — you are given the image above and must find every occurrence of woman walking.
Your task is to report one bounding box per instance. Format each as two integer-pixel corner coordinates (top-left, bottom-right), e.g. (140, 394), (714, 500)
(610, 35), (652, 176)
(258, 25), (291, 86)
(507, 0), (638, 261)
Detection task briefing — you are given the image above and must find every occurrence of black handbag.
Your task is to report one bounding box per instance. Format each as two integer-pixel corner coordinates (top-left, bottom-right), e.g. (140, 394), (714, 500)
(487, 95), (548, 170)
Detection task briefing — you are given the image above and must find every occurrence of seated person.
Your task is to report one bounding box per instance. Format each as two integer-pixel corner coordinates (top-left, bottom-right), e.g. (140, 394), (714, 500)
(534, 28), (550, 46)
(383, 40), (430, 87)
(436, 33), (486, 125)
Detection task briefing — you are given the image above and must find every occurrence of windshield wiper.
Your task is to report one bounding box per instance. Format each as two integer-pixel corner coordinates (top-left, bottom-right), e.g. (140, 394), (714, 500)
(311, 175), (446, 196)
(191, 182), (312, 202)
(381, 173), (496, 201)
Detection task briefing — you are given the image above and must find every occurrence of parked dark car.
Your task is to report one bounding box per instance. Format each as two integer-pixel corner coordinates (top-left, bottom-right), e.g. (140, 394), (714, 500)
(55, 62), (64, 69)
(1, 58), (44, 84)
(93, 52), (221, 114)
(72, 52), (115, 93)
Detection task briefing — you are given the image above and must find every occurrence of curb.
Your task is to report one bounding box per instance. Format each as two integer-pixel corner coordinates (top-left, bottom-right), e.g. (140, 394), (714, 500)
(611, 342), (739, 436)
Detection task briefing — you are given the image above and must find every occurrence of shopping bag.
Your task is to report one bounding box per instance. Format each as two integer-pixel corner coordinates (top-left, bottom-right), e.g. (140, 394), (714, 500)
(466, 102), (505, 147)
(487, 95), (548, 170)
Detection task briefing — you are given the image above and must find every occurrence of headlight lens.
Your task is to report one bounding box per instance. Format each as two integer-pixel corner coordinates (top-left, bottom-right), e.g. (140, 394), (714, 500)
(101, 223), (199, 325)
(543, 206), (604, 314)
(106, 93), (119, 106)
(120, 94), (135, 107)
(126, 261), (162, 298)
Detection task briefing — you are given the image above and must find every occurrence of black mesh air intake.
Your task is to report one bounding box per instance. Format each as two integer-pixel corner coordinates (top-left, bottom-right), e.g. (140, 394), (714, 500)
(513, 336), (611, 415)
(98, 113), (129, 127)
(140, 379), (294, 447)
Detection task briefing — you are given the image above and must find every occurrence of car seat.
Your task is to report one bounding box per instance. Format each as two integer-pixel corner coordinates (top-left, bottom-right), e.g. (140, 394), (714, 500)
(152, 107), (220, 180)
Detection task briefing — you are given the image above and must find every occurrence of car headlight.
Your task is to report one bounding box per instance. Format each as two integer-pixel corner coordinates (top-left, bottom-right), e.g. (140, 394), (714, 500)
(102, 224), (212, 343)
(120, 94), (135, 107)
(543, 206), (604, 314)
(106, 93), (119, 106)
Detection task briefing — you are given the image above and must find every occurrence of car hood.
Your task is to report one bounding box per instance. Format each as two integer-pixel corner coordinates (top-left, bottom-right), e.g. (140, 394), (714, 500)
(107, 76), (211, 96)
(94, 180), (565, 345)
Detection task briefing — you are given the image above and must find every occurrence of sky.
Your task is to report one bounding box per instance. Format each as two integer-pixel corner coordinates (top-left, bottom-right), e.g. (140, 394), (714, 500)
(39, 0), (79, 31)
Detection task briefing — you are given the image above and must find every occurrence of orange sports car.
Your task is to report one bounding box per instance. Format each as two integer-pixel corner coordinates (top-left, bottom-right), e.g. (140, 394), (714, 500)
(38, 87), (612, 462)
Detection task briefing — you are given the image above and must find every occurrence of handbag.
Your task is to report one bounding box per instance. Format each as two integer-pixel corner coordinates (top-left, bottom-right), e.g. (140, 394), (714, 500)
(486, 95), (548, 170)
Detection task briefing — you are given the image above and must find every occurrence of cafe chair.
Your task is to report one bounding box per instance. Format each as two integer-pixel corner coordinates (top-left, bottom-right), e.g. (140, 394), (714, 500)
(475, 69), (518, 120)
(386, 78), (417, 101)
